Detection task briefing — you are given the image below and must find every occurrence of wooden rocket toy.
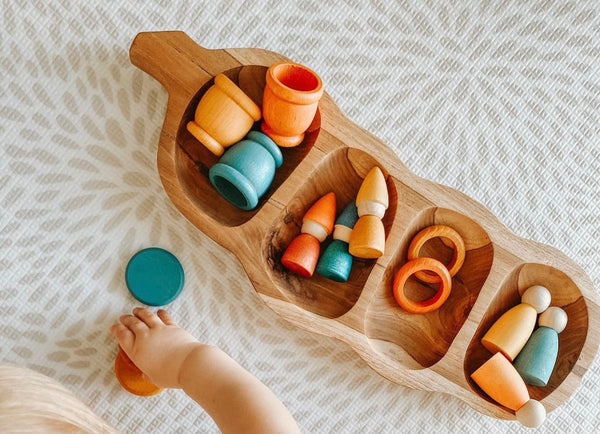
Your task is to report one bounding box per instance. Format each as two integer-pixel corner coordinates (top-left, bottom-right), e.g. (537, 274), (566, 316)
(281, 192), (336, 277)
(514, 306), (568, 387)
(316, 201), (359, 282)
(349, 167), (388, 259)
(481, 285), (551, 361)
(471, 353), (546, 428)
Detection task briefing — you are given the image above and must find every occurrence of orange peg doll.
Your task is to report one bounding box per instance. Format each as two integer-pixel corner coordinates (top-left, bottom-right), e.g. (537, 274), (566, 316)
(349, 167), (388, 259)
(281, 192), (336, 277)
(471, 353), (546, 428)
(481, 285), (551, 361)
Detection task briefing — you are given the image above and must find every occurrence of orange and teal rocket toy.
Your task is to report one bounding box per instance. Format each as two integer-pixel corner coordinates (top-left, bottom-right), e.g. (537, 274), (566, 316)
(316, 201), (359, 282)
(349, 167), (388, 259)
(281, 192), (336, 277)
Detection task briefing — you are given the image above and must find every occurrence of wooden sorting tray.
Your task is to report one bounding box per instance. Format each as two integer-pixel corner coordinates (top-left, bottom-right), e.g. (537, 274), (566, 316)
(129, 31), (600, 421)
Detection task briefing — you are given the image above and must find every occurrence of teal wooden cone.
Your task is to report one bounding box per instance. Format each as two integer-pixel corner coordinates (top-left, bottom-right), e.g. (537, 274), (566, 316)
(316, 239), (353, 282)
(513, 326), (558, 387)
(335, 201), (359, 229)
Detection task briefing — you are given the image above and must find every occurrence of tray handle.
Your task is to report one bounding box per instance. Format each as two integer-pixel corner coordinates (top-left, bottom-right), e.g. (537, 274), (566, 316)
(129, 32), (247, 249)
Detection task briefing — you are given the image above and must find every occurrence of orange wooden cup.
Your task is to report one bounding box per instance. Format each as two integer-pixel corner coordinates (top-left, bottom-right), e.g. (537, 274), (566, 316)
(348, 215), (386, 259)
(407, 225), (465, 284)
(187, 74), (261, 156)
(261, 61), (323, 147)
(114, 346), (162, 396)
(392, 257), (452, 314)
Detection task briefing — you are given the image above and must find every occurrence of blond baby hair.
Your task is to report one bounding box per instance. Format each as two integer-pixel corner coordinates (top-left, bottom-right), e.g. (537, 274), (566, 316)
(0, 364), (117, 433)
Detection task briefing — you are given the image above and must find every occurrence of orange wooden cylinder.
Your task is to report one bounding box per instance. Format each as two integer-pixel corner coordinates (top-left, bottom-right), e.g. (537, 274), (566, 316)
(348, 215), (385, 259)
(281, 233), (321, 277)
(114, 346), (162, 396)
(261, 61), (323, 147)
(471, 352), (529, 411)
(187, 74), (261, 156)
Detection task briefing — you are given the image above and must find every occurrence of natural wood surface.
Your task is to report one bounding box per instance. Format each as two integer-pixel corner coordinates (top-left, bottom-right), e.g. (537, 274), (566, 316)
(129, 31), (600, 421)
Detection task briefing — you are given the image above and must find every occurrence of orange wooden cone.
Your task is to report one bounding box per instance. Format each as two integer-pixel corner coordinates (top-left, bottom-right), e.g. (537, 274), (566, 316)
(114, 347), (162, 396)
(356, 167), (388, 218)
(471, 352), (529, 411)
(348, 215), (385, 258)
(303, 192), (336, 235)
(281, 233), (321, 277)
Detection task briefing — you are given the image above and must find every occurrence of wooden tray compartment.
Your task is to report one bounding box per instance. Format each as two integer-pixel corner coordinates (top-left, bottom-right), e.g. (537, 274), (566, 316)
(464, 262), (590, 414)
(129, 30), (600, 422)
(366, 207), (494, 369)
(175, 65), (320, 227)
(264, 147), (397, 319)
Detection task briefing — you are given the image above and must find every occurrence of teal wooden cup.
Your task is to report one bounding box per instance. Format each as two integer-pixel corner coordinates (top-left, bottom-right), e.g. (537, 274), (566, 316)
(209, 131), (283, 210)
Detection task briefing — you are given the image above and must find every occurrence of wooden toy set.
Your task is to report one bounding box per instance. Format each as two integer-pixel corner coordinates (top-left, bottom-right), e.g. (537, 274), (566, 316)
(127, 31), (600, 426)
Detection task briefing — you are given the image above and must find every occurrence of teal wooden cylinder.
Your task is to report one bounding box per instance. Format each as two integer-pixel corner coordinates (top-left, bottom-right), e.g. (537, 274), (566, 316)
(316, 239), (353, 282)
(513, 326), (558, 387)
(209, 131), (283, 210)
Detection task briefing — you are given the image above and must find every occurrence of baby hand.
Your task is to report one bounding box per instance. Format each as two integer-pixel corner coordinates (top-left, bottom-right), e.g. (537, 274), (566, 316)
(110, 308), (204, 389)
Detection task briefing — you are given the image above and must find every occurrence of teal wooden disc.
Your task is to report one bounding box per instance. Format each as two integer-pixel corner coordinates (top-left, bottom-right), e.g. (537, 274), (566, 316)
(125, 248), (184, 306)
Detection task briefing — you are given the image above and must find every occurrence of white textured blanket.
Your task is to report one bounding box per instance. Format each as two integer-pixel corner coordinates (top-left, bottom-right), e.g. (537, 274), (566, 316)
(1, 1), (599, 432)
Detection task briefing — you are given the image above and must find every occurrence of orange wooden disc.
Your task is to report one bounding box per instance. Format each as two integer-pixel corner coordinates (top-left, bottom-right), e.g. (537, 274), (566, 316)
(407, 225), (465, 284)
(393, 257), (452, 314)
(114, 347), (162, 396)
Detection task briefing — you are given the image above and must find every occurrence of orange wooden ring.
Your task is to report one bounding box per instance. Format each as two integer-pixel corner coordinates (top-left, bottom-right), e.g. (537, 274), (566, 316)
(393, 257), (452, 314)
(407, 225), (465, 284)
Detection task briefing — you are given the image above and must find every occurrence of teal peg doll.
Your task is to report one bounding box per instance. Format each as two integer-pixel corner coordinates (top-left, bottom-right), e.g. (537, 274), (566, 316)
(514, 306), (568, 387)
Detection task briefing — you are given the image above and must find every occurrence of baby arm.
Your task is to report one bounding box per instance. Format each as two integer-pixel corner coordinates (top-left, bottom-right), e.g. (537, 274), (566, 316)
(110, 308), (300, 434)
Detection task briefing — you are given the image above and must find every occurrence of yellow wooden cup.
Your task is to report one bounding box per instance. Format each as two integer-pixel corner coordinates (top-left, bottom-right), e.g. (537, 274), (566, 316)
(187, 74), (261, 156)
